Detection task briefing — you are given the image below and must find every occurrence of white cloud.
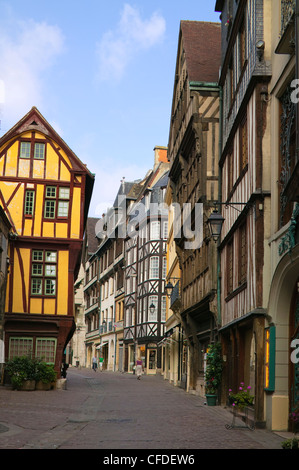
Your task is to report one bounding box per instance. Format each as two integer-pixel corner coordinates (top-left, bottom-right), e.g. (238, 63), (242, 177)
(89, 161), (149, 218)
(96, 4), (166, 81)
(0, 16), (65, 131)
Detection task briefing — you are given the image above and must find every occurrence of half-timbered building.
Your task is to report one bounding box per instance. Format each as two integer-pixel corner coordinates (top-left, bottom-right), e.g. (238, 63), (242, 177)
(0, 205), (11, 379)
(96, 179), (139, 371)
(215, 0), (272, 426)
(82, 217), (100, 368)
(124, 147), (169, 374)
(0, 107), (94, 376)
(167, 21), (221, 395)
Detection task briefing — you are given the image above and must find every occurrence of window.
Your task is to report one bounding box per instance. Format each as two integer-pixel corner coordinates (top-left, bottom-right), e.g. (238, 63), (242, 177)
(229, 56), (234, 107)
(151, 221), (160, 239)
(162, 257), (167, 279)
(227, 239), (233, 295)
(31, 250), (57, 296)
(34, 143), (45, 160)
(161, 296), (166, 322)
(24, 190), (35, 216)
(227, 150), (233, 196)
(36, 338), (56, 363)
(239, 222), (247, 285)
(279, 85), (296, 228)
(239, 19), (246, 74)
(58, 187), (70, 217)
(9, 337), (33, 359)
(239, 115), (248, 173)
(149, 256), (159, 278)
(8, 337), (56, 363)
(148, 295), (158, 322)
(44, 186), (56, 219)
(163, 221), (168, 239)
(44, 186), (70, 219)
(20, 142), (31, 159)
(20, 141), (46, 160)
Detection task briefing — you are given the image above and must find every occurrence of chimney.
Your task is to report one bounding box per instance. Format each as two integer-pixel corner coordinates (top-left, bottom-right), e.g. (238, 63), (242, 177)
(153, 146), (168, 170)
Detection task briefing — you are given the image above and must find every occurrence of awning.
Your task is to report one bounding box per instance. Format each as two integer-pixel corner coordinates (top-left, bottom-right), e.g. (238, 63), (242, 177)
(96, 341), (108, 349)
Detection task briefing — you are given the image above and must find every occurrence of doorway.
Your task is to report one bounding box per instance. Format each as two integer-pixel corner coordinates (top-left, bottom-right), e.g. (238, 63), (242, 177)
(147, 349), (157, 375)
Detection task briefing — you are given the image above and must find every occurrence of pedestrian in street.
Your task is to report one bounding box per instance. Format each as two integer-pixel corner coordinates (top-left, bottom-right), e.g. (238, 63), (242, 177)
(92, 355), (97, 372)
(136, 357), (143, 380)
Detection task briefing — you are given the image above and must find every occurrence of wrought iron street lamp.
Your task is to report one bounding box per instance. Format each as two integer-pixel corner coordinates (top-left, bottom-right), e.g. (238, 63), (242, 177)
(207, 209), (225, 243)
(164, 277), (181, 297)
(207, 202), (249, 243)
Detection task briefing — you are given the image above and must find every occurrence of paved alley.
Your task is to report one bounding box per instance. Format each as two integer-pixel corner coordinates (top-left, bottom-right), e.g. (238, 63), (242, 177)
(0, 367), (285, 451)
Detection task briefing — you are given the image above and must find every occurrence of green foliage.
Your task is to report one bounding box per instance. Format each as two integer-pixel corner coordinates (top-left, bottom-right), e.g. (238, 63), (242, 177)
(281, 438), (299, 449)
(5, 356), (56, 389)
(35, 361), (56, 384)
(6, 356), (37, 389)
(228, 382), (254, 410)
(205, 342), (223, 395)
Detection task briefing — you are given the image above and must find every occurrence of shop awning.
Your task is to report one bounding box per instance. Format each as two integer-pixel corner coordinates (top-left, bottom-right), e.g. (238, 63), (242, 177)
(96, 341), (108, 349)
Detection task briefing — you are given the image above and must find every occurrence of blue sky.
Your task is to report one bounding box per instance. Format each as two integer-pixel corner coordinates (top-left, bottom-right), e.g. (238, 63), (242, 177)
(0, 1), (220, 217)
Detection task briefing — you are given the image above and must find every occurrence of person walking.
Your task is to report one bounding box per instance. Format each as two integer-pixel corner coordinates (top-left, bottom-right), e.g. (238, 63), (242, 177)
(92, 355), (97, 372)
(136, 357), (143, 380)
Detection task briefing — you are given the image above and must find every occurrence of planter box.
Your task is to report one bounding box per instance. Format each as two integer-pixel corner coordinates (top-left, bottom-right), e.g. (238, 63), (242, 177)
(35, 381), (52, 391)
(20, 380), (36, 391)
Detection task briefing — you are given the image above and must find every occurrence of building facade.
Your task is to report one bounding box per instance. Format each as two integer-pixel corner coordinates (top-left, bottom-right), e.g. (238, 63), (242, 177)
(265, 0), (299, 431)
(167, 21), (221, 396)
(0, 107), (94, 376)
(124, 147), (170, 374)
(0, 205), (11, 379)
(162, 179), (183, 387)
(215, 0), (272, 427)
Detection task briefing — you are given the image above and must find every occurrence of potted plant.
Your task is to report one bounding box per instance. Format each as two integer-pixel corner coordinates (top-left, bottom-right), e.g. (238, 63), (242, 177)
(281, 411), (299, 449)
(35, 361), (56, 390)
(205, 342), (223, 406)
(5, 356), (37, 390)
(228, 382), (254, 410)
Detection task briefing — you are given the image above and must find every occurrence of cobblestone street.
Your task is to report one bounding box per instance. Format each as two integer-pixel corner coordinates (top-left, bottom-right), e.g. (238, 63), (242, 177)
(0, 367), (286, 452)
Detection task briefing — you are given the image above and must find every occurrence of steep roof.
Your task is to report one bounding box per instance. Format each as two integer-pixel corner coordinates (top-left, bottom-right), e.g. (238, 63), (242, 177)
(180, 21), (221, 83)
(85, 217), (101, 254)
(0, 107), (95, 227)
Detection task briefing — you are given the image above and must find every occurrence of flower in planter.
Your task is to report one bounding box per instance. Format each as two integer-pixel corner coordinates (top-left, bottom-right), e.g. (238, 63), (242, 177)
(228, 382), (254, 410)
(205, 343), (223, 395)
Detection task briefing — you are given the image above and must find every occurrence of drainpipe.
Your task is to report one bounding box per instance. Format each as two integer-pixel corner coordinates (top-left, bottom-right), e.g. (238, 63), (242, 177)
(217, 85), (223, 329)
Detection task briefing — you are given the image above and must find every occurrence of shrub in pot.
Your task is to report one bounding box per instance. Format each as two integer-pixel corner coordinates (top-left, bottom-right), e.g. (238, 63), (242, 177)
(35, 361), (56, 390)
(205, 342), (223, 406)
(5, 356), (37, 390)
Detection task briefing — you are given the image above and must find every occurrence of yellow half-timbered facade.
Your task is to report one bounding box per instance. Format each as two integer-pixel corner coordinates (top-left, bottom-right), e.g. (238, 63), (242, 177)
(0, 107), (94, 376)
